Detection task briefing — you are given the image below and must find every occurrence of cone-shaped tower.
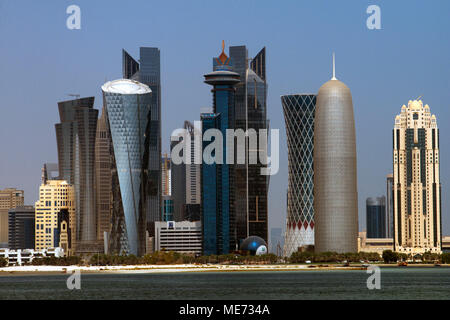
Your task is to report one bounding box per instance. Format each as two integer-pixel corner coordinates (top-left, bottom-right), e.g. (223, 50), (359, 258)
(313, 54), (358, 253)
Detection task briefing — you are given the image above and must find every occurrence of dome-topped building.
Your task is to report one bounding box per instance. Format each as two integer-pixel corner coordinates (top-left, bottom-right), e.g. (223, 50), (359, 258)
(313, 54), (358, 253)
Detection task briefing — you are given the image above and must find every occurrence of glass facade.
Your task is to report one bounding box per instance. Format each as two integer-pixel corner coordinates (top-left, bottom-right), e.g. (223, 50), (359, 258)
(163, 196), (174, 222)
(366, 197), (386, 238)
(281, 94), (316, 257)
(55, 97), (98, 246)
(123, 48), (161, 236)
(201, 113), (220, 255)
(103, 79), (152, 256)
(230, 46), (269, 249)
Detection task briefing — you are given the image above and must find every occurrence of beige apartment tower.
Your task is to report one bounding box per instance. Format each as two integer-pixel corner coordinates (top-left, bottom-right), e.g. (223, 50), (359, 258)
(34, 180), (75, 253)
(95, 107), (112, 241)
(393, 99), (442, 254)
(0, 188), (24, 246)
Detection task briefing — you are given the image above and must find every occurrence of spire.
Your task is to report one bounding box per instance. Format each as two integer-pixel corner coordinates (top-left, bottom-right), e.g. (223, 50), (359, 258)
(331, 52), (337, 80)
(218, 40), (228, 65)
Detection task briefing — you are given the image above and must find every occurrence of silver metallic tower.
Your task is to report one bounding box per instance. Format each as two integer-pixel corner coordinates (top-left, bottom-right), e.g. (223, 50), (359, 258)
(313, 54), (358, 253)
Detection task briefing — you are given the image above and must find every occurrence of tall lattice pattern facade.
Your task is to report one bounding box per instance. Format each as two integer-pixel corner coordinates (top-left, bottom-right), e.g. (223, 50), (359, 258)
(281, 94), (316, 257)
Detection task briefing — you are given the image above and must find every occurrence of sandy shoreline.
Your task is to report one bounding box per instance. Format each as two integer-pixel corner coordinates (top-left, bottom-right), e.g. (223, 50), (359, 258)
(0, 264), (366, 275)
(1, 263), (447, 276)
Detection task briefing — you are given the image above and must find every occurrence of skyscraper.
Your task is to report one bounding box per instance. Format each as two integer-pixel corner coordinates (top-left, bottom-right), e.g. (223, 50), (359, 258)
(386, 174), (394, 238)
(55, 97), (98, 248)
(171, 121), (201, 222)
(281, 94), (316, 257)
(202, 43), (240, 254)
(314, 55), (358, 253)
(393, 99), (441, 254)
(0, 188), (24, 247)
(230, 45), (269, 247)
(8, 205), (35, 250)
(123, 48), (161, 235)
(366, 197), (386, 238)
(95, 106), (112, 242)
(102, 78), (152, 256)
(34, 180), (75, 253)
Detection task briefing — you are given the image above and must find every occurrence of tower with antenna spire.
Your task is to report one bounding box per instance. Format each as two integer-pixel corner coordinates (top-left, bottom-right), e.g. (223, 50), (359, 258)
(313, 53), (358, 253)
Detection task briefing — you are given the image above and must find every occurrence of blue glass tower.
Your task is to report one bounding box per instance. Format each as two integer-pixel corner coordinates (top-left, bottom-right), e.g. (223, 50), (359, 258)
(102, 79), (152, 256)
(201, 42), (240, 255)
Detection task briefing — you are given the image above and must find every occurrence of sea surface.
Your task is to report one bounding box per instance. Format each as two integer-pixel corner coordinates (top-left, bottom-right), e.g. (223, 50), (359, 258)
(1, 267), (449, 300)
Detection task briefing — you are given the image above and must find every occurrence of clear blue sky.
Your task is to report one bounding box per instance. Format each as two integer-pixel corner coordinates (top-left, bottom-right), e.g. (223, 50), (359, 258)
(1, 0), (449, 234)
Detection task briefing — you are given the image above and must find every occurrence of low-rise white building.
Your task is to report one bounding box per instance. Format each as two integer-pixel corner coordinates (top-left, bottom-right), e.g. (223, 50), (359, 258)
(155, 221), (202, 255)
(0, 248), (64, 266)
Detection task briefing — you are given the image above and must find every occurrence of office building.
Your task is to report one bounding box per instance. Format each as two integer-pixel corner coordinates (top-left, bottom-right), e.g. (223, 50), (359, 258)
(102, 78), (152, 256)
(171, 121), (201, 222)
(8, 206), (35, 250)
(123, 47), (162, 235)
(366, 196), (386, 238)
(393, 99), (442, 253)
(34, 180), (75, 254)
(95, 106), (112, 242)
(229, 45), (269, 247)
(386, 174), (394, 238)
(281, 94), (316, 257)
(154, 221), (202, 255)
(314, 55), (358, 253)
(55, 97), (98, 248)
(201, 42), (240, 255)
(0, 188), (24, 247)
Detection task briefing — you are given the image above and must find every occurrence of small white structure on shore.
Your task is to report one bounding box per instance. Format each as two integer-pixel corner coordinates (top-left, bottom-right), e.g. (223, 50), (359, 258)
(0, 248), (64, 266)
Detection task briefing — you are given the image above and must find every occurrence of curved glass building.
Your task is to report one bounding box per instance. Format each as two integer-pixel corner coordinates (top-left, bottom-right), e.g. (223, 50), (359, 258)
(55, 97), (98, 250)
(313, 57), (358, 253)
(281, 94), (316, 257)
(102, 79), (152, 256)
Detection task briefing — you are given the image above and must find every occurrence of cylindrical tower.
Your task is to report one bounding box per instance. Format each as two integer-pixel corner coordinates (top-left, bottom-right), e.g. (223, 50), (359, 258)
(102, 79), (152, 256)
(281, 94), (316, 257)
(314, 58), (358, 253)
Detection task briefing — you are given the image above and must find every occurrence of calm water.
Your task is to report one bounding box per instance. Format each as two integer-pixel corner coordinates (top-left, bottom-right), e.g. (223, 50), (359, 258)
(1, 268), (449, 300)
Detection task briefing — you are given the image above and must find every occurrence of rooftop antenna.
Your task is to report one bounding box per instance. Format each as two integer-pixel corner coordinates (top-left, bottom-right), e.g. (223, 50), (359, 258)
(331, 52), (337, 80)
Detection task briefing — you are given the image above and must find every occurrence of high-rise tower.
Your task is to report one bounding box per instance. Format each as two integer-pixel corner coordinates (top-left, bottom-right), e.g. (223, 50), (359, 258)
(201, 42), (240, 255)
(102, 79), (152, 256)
(314, 55), (358, 253)
(95, 106), (112, 242)
(229, 45), (269, 247)
(123, 48), (161, 236)
(55, 97), (98, 249)
(393, 99), (441, 254)
(281, 94), (316, 257)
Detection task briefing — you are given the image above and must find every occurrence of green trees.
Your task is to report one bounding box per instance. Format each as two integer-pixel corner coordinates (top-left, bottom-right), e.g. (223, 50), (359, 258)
(441, 253), (450, 264)
(0, 257), (7, 267)
(31, 256), (82, 266)
(382, 250), (399, 263)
